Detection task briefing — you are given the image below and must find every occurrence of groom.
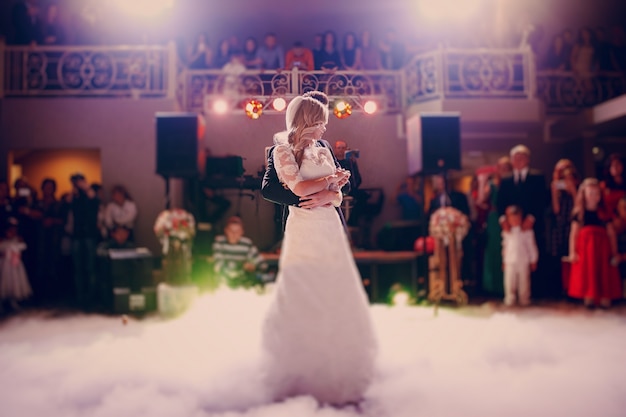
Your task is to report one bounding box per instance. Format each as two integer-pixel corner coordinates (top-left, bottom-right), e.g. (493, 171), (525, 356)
(262, 92), (351, 233)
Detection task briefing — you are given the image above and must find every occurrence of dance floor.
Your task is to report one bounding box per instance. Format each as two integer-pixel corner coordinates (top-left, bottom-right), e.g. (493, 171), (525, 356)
(1, 288), (625, 417)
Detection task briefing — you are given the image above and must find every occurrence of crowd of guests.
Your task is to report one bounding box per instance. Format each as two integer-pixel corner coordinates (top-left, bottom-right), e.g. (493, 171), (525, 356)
(396, 147), (626, 309)
(0, 174), (138, 314)
(6, 1), (626, 80)
(2, 149), (625, 314)
(541, 26), (626, 73)
(182, 29), (407, 72)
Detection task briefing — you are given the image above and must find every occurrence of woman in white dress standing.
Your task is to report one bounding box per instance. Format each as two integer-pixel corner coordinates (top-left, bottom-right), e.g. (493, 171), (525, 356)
(261, 92), (377, 406)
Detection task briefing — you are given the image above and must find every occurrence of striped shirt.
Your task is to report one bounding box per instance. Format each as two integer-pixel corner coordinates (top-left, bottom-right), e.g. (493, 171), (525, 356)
(212, 235), (266, 279)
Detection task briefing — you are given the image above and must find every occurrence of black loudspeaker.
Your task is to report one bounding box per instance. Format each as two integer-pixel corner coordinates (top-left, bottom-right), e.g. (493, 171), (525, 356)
(156, 112), (199, 178)
(406, 113), (461, 175)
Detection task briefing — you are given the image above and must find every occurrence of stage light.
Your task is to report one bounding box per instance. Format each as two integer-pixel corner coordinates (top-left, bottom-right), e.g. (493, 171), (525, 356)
(392, 291), (411, 306)
(363, 100), (378, 115)
(333, 100), (352, 119)
(213, 99), (228, 114)
(417, 0), (482, 22)
(389, 283), (412, 306)
(245, 99), (264, 120)
(272, 97), (287, 111)
(114, 0), (174, 19)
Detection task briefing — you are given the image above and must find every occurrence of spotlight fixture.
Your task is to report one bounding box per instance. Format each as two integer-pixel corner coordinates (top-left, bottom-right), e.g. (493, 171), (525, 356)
(333, 100), (352, 119)
(388, 283), (412, 306)
(245, 99), (263, 120)
(272, 97), (287, 111)
(392, 291), (411, 306)
(363, 100), (378, 115)
(212, 99), (229, 114)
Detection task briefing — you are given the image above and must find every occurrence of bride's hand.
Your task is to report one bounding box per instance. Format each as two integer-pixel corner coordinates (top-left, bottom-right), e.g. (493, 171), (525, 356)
(329, 169), (350, 185)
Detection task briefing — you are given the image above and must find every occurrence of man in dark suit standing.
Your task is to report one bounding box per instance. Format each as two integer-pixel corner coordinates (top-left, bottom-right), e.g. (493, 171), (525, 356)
(497, 144), (551, 298)
(427, 174), (470, 218)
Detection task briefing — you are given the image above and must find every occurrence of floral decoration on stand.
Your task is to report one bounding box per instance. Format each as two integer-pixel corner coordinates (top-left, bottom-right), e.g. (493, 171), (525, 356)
(154, 208), (196, 253)
(154, 209), (196, 285)
(428, 207), (470, 247)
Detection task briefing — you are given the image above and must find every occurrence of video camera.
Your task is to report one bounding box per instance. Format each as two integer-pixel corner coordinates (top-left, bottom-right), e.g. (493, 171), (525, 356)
(345, 149), (360, 159)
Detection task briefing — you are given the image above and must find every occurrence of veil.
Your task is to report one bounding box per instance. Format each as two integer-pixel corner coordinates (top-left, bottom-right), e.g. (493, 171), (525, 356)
(273, 96), (305, 145)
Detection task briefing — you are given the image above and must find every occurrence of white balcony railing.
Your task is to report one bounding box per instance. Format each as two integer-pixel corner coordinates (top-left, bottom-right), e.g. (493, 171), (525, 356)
(536, 70), (626, 113)
(2, 41), (625, 115)
(180, 68), (403, 114)
(403, 47), (535, 104)
(1, 42), (175, 98)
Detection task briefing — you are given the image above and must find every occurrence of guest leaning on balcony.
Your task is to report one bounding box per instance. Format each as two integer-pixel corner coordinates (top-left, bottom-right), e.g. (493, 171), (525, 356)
(543, 33), (570, 70)
(379, 28), (405, 70)
(243, 36), (260, 69)
(11, 0), (43, 45)
(317, 30), (341, 71)
(187, 32), (213, 70)
(42, 3), (65, 45)
(360, 30), (381, 70)
(213, 38), (232, 70)
(285, 41), (314, 71)
(340, 32), (362, 70)
(256, 33), (285, 70)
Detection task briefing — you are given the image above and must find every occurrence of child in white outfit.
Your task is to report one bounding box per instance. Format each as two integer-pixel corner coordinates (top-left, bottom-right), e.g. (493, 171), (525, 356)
(0, 218), (32, 310)
(501, 205), (538, 306)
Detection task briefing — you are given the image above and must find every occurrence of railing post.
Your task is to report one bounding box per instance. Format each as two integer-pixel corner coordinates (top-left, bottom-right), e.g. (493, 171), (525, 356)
(525, 48), (536, 99)
(436, 44), (445, 99)
(0, 38), (5, 98)
(166, 41), (177, 101)
(291, 67), (299, 95)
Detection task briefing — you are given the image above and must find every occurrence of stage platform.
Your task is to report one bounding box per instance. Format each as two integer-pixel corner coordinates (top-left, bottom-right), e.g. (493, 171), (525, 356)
(261, 250), (423, 303)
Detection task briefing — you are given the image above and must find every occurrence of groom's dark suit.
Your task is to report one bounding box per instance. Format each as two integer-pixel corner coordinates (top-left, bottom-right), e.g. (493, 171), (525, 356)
(261, 139), (350, 232)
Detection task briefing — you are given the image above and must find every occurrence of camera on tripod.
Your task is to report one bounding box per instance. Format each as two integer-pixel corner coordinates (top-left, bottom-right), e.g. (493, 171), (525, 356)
(345, 149), (360, 159)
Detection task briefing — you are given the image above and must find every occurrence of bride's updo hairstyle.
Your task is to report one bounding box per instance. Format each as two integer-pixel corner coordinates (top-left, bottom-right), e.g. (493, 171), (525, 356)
(277, 91), (330, 166)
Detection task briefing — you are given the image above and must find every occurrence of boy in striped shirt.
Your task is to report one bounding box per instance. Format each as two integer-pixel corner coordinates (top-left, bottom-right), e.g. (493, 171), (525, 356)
(212, 216), (267, 289)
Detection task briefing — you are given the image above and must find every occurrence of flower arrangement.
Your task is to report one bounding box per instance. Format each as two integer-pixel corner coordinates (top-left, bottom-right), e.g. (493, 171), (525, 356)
(154, 209), (196, 254)
(428, 207), (470, 247)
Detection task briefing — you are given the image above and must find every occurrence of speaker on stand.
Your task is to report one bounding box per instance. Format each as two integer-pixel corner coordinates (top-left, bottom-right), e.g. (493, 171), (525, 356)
(155, 112), (200, 209)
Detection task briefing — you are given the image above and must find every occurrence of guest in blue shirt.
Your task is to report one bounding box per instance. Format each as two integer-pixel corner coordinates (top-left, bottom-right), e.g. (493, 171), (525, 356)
(255, 33), (284, 70)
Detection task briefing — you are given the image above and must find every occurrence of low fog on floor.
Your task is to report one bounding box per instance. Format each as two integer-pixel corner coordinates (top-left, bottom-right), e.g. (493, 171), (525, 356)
(1, 289), (626, 417)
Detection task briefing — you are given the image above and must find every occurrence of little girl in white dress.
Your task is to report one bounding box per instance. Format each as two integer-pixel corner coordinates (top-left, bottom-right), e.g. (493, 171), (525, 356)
(0, 219), (32, 310)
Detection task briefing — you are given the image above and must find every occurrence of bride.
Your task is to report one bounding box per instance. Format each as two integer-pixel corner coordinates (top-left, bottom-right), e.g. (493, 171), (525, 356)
(261, 92), (377, 406)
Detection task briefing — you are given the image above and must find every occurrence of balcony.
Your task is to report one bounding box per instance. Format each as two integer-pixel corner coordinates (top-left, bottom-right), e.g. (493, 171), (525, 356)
(2, 42), (625, 129)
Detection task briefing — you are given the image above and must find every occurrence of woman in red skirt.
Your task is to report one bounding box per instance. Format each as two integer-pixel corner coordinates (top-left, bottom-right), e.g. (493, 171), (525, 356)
(568, 178), (621, 309)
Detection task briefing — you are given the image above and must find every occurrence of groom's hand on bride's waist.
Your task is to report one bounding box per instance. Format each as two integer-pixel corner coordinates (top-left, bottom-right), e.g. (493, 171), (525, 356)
(299, 189), (340, 209)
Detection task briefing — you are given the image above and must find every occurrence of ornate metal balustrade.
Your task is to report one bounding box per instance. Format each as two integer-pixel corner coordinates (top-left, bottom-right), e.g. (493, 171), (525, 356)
(404, 47), (534, 104)
(536, 70), (626, 113)
(180, 68), (403, 114)
(1, 43), (175, 98)
(3, 42), (625, 116)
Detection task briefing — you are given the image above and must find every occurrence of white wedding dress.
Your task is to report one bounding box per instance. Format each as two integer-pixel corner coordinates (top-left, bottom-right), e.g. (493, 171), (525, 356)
(261, 143), (377, 406)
